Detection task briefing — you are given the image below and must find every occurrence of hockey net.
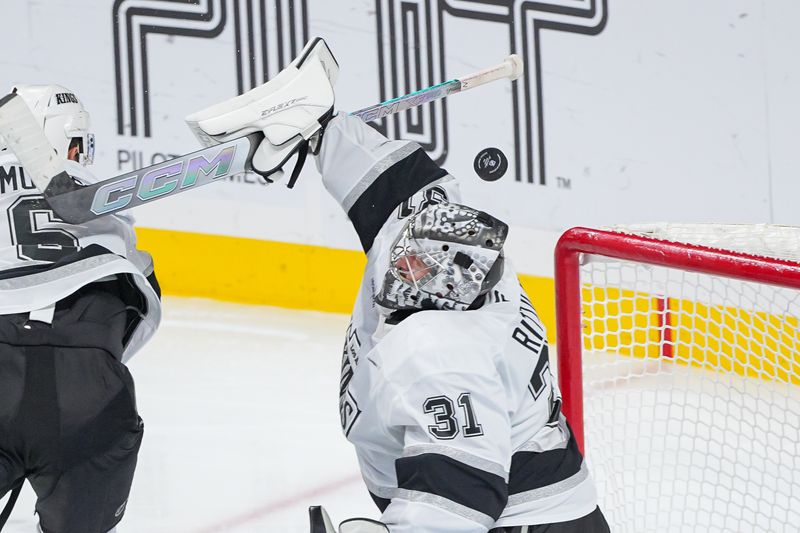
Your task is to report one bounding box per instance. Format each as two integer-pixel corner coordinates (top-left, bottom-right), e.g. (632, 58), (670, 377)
(555, 224), (800, 532)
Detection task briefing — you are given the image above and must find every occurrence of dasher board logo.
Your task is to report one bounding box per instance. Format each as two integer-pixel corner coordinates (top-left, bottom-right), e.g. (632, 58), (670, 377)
(111, 0), (308, 176)
(373, 0), (607, 185)
(112, 0), (607, 185)
(112, 0), (309, 138)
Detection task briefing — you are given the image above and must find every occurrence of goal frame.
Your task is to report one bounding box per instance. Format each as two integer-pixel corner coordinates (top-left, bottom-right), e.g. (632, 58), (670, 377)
(554, 226), (800, 453)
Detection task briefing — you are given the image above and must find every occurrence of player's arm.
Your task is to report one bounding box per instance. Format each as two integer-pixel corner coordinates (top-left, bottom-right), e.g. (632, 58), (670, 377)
(378, 366), (511, 533)
(309, 368), (510, 533)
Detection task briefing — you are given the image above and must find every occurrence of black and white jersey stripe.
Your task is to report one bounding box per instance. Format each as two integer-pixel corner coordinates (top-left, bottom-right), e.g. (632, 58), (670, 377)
(395, 447), (508, 526)
(0, 244), (161, 361)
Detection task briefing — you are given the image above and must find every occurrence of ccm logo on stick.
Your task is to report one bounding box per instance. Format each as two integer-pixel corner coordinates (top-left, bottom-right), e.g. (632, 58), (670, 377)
(90, 146), (237, 215)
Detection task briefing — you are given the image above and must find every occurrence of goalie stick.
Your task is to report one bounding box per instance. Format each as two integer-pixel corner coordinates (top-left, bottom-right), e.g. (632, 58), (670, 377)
(0, 55), (522, 224)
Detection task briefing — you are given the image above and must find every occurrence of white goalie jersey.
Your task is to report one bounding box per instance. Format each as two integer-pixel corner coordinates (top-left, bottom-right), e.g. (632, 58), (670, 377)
(340, 261), (597, 532)
(0, 153), (161, 361)
(315, 113), (597, 531)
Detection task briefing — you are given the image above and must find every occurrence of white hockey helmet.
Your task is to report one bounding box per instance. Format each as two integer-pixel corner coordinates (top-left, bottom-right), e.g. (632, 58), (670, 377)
(10, 84), (95, 165)
(375, 202), (509, 313)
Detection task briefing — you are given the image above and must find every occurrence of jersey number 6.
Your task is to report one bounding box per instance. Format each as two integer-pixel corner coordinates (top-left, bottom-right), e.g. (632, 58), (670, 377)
(8, 195), (80, 262)
(423, 393), (484, 440)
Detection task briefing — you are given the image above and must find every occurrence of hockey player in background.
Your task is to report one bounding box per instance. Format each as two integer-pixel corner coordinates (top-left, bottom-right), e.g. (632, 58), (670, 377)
(0, 85), (161, 532)
(189, 38), (609, 533)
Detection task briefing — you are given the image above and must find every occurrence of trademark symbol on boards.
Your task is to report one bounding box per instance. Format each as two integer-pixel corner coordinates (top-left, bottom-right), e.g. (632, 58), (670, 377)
(556, 176), (572, 190)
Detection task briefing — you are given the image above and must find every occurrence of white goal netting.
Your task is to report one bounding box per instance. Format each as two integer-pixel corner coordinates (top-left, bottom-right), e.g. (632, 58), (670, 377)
(573, 224), (800, 532)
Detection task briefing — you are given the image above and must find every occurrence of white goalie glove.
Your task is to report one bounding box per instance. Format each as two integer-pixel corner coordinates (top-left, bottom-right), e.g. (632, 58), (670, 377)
(309, 506), (389, 533)
(185, 37), (338, 185)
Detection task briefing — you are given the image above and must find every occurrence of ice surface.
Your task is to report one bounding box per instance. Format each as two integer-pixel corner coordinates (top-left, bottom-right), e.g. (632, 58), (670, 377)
(0, 298), (376, 532)
(2, 298), (797, 532)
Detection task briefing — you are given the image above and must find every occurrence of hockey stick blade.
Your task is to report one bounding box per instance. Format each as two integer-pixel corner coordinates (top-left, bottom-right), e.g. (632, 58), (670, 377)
(0, 93), (68, 191)
(36, 55), (523, 223)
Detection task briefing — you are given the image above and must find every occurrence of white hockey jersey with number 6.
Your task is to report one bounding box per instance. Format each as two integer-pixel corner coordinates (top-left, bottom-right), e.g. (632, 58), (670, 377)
(0, 154), (160, 361)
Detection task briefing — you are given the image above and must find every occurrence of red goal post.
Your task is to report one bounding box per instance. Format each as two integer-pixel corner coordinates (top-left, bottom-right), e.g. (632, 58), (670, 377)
(554, 226), (800, 454)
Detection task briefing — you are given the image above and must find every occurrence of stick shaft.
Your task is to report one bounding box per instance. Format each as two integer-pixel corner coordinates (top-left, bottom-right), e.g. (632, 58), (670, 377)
(351, 80), (459, 123)
(3, 55), (522, 223)
(351, 54), (521, 122)
(44, 134), (261, 223)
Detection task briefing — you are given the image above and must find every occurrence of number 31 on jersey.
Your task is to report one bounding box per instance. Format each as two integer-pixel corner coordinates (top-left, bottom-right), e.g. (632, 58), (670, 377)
(423, 393), (484, 440)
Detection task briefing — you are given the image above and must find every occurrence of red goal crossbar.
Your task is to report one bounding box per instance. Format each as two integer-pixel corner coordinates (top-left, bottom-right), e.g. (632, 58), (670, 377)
(554, 227), (800, 453)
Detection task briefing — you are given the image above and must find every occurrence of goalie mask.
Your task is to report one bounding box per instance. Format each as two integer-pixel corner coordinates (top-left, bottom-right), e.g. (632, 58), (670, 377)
(375, 203), (508, 313)
(10, 84), (95, 166)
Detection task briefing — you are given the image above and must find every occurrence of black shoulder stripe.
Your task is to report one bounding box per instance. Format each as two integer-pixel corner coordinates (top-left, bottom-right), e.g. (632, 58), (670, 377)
(347, 148), (447, 252)
(508, 429), (583, 495)
(395, 453), (508, 520)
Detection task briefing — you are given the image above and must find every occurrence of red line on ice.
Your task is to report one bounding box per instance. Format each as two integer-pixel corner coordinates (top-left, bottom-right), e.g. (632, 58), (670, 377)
(188, 473), (362, 533)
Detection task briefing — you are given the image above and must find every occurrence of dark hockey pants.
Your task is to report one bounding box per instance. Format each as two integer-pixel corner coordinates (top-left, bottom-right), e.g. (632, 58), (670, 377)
(0, 286), (143, 533)
(490, 506), (611, 533)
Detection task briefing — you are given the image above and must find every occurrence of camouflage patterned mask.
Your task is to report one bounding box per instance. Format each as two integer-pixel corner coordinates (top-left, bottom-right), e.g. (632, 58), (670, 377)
(375, 202), (508, 312)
